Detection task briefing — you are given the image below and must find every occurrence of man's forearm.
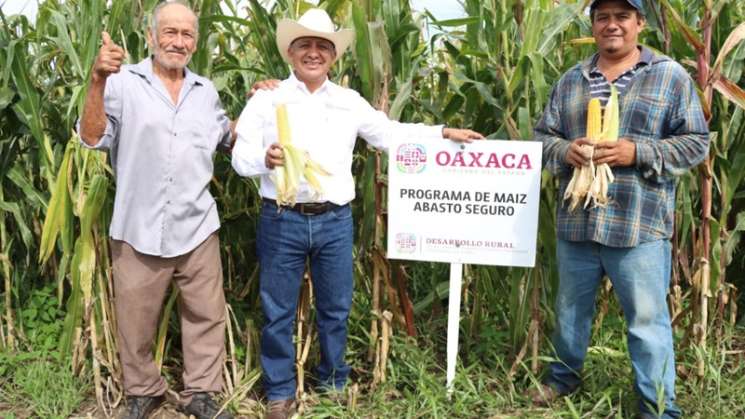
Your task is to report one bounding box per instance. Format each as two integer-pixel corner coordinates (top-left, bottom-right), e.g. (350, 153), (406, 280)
(539, 134), (572, 177)
(79, 77), (108, 146)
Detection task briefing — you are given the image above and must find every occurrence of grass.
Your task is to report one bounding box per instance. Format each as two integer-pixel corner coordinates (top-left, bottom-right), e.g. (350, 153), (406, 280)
(222, 324), (744, 419)
(2, 291), (744, 418)
(303, 325), (744, 419)
(277, 289), (745, 419)
(0, 290), (745, 419)
(1, 292), (741, 419)
(0, 351), (90, 418)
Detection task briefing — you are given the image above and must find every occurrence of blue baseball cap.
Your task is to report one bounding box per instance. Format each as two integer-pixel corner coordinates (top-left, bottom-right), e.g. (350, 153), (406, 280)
(590, 0), (644, 15)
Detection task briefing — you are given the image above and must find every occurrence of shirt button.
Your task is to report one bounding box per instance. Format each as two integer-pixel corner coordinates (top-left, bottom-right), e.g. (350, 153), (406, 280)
(167, 200), (171, 204)
(173, 132), (177, 136)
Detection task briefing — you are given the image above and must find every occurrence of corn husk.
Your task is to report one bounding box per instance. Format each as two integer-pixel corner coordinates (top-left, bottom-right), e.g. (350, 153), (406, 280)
(273, 104), (331, 206)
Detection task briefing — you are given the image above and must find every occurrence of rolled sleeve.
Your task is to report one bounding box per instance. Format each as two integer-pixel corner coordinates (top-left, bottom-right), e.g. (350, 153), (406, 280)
(76, 116), (118, 150)
(77, 76), (122, 151)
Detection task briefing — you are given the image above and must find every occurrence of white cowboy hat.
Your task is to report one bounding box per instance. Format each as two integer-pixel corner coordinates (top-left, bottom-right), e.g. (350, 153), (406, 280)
(276, 8), (355, 63)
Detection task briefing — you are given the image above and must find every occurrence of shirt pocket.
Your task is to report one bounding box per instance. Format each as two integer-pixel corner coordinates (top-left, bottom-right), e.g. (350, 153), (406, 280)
(179, 106), (219, 152)
(181, 118), (217, 179)
(625, 94), (669, 139)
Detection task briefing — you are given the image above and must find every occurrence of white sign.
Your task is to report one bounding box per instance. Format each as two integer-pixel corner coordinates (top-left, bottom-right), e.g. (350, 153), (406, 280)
(387, 138), (543, 267)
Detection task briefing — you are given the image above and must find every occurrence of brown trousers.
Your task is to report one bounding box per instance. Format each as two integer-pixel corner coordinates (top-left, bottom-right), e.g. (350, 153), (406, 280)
(111, 233), (225, 402)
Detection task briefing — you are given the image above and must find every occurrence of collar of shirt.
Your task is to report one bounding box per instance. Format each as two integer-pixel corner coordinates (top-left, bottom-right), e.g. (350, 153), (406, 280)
(128, 56), (203, 88)
(286, 71), (334, 96)
(589, 46), (652, 77)
(582, 46), (656, 80)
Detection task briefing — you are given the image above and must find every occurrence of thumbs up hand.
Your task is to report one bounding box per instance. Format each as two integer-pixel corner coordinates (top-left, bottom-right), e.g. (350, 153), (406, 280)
(92, 31), (126, 82)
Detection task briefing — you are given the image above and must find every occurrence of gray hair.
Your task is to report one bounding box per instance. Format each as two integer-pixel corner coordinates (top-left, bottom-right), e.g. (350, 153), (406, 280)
(149, 0), (199, 39)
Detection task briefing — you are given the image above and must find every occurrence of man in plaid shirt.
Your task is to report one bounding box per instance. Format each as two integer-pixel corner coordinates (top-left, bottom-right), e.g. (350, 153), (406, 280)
(532, 0), (709, 417)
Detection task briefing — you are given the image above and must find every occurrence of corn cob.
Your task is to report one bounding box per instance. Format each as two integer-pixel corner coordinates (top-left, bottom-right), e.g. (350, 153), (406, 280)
(587, 98), (602, 141)
(272, 104), (330, 206)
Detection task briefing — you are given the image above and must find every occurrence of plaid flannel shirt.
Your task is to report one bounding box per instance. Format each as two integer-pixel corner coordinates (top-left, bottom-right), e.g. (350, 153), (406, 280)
(535, 48), (709, 248)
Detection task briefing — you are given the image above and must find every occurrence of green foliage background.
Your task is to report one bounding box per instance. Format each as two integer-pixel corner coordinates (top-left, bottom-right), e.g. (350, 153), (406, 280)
(1, 0), (744, 417)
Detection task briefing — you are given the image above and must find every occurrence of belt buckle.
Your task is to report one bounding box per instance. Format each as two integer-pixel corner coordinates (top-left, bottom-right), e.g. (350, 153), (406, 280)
(299, 203), (316, 215)
(299, 202), (327, 215)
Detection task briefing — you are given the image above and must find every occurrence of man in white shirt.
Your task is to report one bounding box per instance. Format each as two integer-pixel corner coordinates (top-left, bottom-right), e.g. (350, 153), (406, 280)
(231, 9), (482, 419)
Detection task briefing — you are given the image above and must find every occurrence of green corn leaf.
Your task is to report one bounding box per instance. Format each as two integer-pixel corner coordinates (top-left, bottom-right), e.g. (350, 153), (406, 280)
(9, 41), (47, 166)
(0, 200), (33, 250)
(39, 142), (75, 264)
(50, 10), (85, 79)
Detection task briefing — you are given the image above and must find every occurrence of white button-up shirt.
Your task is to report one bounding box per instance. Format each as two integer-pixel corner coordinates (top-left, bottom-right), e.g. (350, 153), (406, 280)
(79, 58), (231, 257)
(231, 74), (443, 205)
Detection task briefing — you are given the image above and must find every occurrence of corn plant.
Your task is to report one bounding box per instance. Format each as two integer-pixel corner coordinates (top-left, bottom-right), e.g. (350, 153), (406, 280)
(1, 0), (744, 416)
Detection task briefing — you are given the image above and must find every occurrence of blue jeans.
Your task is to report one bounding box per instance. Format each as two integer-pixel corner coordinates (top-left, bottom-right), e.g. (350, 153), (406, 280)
(545, 239), (681, 419)
(257, 200), (354, 401)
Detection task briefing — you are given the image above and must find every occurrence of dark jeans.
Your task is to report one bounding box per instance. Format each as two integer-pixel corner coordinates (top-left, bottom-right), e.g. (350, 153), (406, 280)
(257, 200), (353, 400)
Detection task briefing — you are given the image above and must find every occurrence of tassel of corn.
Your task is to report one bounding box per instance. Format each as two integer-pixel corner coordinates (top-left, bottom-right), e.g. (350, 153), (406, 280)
(563, 98), (601, 211)
(273, 104), (331, 206)
(588, 85), (619, 208)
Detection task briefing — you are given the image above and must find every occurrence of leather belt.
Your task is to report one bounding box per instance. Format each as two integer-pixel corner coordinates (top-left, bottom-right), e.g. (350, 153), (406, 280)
(262, 198), (336, 215)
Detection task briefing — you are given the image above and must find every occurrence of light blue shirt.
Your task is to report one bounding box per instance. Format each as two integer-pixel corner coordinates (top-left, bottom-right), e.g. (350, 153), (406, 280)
(79, 57), (231, 257)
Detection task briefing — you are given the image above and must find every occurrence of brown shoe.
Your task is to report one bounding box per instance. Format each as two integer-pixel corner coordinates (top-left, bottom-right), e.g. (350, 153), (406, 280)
(528, 383), (560, 407)
(264, 399), (296, 419)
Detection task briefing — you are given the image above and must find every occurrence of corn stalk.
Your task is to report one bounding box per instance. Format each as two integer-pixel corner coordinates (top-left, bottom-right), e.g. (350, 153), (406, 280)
(1, 2), (744, 416)
(656, 0), (745, 377)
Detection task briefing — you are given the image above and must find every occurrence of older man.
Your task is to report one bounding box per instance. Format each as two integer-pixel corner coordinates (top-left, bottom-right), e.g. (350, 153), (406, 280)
(231, 8), (482, 419)
(533, 0), (709, 418)
(78, 1), (233, 418)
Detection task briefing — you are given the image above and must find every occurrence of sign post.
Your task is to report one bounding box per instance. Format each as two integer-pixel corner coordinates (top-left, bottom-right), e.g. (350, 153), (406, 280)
(446, 262), (462, 394)
(387, 138), (543, 393)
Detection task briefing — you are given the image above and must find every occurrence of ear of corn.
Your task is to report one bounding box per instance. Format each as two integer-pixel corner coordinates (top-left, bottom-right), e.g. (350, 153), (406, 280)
(599, 86), (619, 143)
(272, 104), (331, 206)
(589, 85), (619, 207)
(563, 85), (620, 211)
